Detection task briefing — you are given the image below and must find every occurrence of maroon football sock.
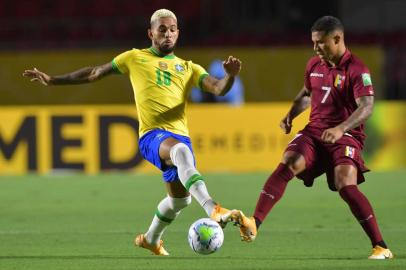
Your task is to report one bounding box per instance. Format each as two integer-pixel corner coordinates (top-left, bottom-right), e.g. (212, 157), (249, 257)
(253, 163), (294, 223)
(339, 185), (384, 246)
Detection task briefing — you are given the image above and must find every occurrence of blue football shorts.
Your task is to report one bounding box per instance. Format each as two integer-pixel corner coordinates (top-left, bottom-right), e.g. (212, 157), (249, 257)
(138, 129), (196, 182)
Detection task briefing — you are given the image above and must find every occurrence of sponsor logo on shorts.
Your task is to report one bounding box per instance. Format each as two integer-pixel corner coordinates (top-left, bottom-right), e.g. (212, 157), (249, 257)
(156, 133), (165, 140)
(288, 133), (302, 145)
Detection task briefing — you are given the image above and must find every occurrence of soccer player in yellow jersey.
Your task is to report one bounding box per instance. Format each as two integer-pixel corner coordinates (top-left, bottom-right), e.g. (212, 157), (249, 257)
(23, 9), (243, 256)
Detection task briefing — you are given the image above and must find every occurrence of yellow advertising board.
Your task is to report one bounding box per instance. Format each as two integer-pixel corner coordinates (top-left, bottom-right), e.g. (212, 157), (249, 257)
(365, 102), (406, 170)
(0, 103), (404, 175)
(188, 104), (305, 172)
(0, 104), (308, 175)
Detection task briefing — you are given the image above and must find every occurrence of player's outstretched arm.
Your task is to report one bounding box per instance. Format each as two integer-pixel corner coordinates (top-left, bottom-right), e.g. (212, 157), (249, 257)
(201, 56), (242, 96)
(280, 86), (311, 134)
(321, 95), (374, 143)
(22, 62), (115, 86)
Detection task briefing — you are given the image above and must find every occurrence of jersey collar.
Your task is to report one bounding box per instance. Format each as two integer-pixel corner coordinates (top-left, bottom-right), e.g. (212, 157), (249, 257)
(321, 49), (351, 69)
(149, 47), (176, 59)
(337, 49), (351, 68)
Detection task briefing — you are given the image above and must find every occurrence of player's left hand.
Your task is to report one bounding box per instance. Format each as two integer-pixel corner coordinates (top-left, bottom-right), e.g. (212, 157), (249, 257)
(223, 56), (242, 77)
(321, 126), (344, 143)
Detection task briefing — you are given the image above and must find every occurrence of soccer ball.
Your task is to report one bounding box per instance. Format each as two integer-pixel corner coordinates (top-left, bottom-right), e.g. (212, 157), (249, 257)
(188, 218), (224, 255)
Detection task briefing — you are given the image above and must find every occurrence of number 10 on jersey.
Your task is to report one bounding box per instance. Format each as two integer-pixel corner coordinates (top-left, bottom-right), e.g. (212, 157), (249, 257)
(156, 69), (171, 86)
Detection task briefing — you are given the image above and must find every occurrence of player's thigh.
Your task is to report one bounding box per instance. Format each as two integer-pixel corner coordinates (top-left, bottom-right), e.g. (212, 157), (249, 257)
(282, 151), (306, 175)
(166, 179), (190, 198)
(282, 133), (318, 175)
(334, 164), (358, 190)
(159, 137), (181, 166)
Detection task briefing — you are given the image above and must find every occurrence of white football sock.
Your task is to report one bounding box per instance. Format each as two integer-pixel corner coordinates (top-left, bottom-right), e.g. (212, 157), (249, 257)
(169, 143), (216, 216)
(145, 195), (191, 245)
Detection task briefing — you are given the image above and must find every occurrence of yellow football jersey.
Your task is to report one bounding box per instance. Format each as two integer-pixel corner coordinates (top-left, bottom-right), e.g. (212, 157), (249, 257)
(112, 47), (208, 137)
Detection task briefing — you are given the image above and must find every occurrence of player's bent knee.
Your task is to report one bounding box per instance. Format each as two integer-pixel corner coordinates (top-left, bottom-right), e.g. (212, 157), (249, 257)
(335, 178), (357, 191)
(334, 165), (357, 190)
(168, 195), (192, 211)
(172, 143), (190, 155)
(169, 143), (192, 163)
(282, 152), (305, 174)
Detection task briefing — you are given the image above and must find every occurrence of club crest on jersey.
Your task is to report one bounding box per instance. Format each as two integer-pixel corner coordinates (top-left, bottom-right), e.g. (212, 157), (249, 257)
(174, 64), (185, 72)
(345, 146), (355, 158)
(334, 74), (345, 90)
(159, 62), (168, 70)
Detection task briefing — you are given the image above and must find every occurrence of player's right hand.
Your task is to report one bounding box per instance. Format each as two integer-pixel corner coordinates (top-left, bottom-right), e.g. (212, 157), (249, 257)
(223, 56), (242, 77)
(22, 68), (52, 86)
(280, 115), (292, 134)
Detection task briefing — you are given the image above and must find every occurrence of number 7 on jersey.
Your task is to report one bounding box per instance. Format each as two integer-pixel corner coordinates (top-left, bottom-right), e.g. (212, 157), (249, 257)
(321, 86), (331, 103)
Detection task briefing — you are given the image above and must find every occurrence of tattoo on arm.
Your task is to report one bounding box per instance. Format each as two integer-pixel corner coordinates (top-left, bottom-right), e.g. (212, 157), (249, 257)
(288, 87), (311, 119)
(51, 62), (114, 85)
(202, 75), (235, 96)
(339, 95), (374, 132)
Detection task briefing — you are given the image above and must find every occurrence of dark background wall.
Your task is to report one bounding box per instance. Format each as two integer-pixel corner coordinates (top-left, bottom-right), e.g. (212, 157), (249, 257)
(1, 0), (405, 101)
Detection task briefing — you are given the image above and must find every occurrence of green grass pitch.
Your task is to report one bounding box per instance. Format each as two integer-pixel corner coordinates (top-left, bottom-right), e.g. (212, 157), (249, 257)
(0, 171), (405, 270)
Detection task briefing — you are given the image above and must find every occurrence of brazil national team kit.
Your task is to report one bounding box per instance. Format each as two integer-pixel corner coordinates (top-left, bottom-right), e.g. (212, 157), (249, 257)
(112, 47), (208, 182)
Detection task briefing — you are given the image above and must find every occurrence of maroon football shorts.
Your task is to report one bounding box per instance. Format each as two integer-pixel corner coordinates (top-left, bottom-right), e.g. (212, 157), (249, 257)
(285, 132), (369, 191)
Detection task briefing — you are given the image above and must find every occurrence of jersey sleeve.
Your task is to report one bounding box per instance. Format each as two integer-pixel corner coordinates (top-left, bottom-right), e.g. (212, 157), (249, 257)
(112, 49), (137, 74)
(304, 57), (318, 91)
(351, 67), (374, 99)
(191, 63), (209, 90)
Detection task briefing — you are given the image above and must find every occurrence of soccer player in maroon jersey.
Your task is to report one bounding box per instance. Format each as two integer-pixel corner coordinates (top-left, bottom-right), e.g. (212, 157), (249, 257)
(237, 16), (393, 259)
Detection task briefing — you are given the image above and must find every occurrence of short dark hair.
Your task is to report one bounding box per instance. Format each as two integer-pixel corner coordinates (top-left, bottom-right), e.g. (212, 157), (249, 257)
(311, 16), (344, 34)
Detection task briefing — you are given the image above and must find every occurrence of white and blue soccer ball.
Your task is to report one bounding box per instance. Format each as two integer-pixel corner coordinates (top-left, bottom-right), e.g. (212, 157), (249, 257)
(188, 218), (224, 255)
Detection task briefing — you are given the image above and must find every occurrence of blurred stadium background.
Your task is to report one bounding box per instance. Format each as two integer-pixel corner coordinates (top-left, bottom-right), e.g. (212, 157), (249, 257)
(1, 0), (405, 174)
(0, 1), (405, 269)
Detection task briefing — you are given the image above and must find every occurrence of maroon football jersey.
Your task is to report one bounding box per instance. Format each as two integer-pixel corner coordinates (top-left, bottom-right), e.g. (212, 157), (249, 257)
(303, 50), (374, 147)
